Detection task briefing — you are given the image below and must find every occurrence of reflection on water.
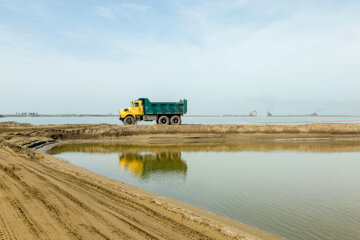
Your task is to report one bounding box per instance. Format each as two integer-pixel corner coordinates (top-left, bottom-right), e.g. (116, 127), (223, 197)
(48, 141), (360, 240)
(119, 152), (187, 178)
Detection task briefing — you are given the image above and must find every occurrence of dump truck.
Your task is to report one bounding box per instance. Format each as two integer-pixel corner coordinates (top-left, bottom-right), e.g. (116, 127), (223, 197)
(119, 98), (187, 125)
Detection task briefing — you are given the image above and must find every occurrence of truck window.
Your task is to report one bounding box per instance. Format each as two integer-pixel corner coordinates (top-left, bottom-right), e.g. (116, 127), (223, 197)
(134, 102), (139, 107)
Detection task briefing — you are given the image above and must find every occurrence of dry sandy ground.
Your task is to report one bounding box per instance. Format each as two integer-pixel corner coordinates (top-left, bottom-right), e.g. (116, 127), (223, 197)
(1, 122), (360, 240)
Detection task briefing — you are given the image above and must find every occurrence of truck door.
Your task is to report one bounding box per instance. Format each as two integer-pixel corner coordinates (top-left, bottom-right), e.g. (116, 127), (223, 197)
(133, 101), (143, 116)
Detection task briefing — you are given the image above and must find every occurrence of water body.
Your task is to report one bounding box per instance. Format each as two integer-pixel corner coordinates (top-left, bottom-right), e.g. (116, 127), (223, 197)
(48, 141), (360, 240)
(2, 116), (360, 125)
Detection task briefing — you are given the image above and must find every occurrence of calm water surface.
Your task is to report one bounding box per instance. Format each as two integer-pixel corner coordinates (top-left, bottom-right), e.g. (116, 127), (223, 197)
(48, 142), (360, 240)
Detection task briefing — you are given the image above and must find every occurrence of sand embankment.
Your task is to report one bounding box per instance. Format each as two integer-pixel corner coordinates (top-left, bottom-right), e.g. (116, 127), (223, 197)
(1, 122), (360, 240)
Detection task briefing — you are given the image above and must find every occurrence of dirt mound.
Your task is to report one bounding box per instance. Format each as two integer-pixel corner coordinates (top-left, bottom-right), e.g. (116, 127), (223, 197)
(3, 123), (360, 144)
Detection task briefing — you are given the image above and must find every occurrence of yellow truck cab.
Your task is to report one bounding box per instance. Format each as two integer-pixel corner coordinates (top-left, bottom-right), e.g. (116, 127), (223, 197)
(119, 100), (143, 124)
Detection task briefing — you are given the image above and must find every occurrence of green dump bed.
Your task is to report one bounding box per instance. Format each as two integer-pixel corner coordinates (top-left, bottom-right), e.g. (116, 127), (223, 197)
(139, 98), (187, 115)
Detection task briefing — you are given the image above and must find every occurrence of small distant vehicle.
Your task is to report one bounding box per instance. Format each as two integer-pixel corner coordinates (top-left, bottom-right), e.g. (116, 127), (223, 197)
(119, 98), (187, 125)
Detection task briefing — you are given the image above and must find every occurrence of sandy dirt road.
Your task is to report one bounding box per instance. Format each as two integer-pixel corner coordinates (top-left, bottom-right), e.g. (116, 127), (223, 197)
(1, 122), (360, 240)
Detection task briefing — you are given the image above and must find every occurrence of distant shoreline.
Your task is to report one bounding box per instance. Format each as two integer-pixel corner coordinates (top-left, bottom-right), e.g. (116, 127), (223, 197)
(1, 114), (360, 118)
(1, 114), (116, 117)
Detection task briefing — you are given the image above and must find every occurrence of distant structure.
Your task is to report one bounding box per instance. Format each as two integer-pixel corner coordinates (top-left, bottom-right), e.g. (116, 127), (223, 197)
(249, 110), (257, 116)
(267, 112), (272, 117)
(15, 112), (39, 116)
(310, 112), (318, 116)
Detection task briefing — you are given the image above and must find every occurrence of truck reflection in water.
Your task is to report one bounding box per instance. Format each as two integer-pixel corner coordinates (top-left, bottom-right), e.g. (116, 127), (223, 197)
(119, 152), (187, 179)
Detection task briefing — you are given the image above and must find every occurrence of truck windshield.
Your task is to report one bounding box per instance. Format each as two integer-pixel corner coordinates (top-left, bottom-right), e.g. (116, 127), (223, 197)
(134, 103), (139, 107)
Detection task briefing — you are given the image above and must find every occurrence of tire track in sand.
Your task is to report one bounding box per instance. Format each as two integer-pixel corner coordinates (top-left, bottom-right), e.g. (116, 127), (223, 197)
(0, 162), (82, 240)
(21, 159), (224, 240)
(0, 175), (20, 240)
(21, 163), (159, 240)
(1, 148), (137, 240)
(0, 165), (44, 239)
(9, 199), (41, 238)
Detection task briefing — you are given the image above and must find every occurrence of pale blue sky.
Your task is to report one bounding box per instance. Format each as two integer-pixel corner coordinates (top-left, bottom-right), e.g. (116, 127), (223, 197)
(1, 0), (359, 114)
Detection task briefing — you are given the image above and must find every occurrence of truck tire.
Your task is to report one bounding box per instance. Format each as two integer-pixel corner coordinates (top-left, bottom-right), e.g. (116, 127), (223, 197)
(124, 116), (136, 125)
(170, 115), (181, 125)
(158, 116), (169, 125)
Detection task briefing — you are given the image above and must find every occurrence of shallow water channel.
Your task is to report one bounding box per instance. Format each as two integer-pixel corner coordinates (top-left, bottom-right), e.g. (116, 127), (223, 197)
(48, 141), (360, 240)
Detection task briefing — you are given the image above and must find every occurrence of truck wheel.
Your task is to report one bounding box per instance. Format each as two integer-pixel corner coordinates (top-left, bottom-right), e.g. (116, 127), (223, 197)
(170, 116), (181, 125)
(158, 116), (169, 125)
(124, 116), (136, 125)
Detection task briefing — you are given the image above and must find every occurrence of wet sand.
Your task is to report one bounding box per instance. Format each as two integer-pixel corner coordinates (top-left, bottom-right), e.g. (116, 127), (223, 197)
(1, 122), (360, 240)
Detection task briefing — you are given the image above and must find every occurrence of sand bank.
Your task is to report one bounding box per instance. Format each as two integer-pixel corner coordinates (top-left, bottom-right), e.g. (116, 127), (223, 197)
(1, 122), (360, 239)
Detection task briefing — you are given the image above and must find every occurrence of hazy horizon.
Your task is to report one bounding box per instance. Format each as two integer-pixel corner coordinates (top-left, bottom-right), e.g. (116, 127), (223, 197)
(1, 0), (359, 115)
(1, 99), (360, 116)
